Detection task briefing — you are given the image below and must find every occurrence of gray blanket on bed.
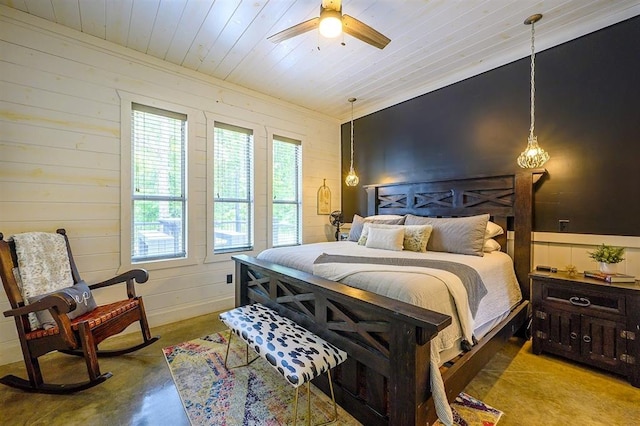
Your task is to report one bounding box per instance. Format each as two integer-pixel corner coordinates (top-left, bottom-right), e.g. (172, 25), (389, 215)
(313, 254), (488, 317)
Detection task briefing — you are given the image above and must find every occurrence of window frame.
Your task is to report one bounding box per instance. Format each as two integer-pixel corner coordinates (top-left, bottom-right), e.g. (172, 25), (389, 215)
(271, 134), (303, 247)
(205, 114), (263, 263)
(119, 91), (197, 272)
(212, 122), (254, 254)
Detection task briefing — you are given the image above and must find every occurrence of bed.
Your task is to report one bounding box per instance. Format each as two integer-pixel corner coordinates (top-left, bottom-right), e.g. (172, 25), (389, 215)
(233, 171), (545, 425)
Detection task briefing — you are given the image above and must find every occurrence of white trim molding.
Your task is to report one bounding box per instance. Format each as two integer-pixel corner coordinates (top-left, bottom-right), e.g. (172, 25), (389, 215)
(532, 232), (640, 278)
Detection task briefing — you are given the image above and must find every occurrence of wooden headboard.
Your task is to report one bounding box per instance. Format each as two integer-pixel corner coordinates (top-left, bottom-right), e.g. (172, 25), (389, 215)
(363, 170), (545, 299)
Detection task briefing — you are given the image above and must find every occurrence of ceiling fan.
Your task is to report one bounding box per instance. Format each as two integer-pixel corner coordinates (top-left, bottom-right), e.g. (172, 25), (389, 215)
(267, 0), (391, 50)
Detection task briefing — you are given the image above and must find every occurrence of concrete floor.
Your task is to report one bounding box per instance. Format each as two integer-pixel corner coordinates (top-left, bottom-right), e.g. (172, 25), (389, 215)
(0, 312), (638, 426)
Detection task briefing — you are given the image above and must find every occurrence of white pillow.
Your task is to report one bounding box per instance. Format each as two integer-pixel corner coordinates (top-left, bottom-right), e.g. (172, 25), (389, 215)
(357, 222), (400, 244)
(483, 238), (502, 252)
(359, 223), (433, 252)
(485, 221), (504, 239)
(365, 227), (405, 251)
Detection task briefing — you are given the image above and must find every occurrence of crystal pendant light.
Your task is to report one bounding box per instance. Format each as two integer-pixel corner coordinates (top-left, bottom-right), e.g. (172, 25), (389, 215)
(345, 97), (359, 186)
(517, 14), (550, 169)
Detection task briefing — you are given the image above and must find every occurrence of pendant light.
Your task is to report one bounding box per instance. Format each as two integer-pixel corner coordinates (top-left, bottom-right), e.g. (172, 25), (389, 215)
(517, 13), (550, 169)
(345, 97), (359, 186)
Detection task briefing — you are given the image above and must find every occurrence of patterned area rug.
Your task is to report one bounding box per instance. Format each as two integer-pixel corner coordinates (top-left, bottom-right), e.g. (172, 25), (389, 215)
(435, 393), (503, 426)
(163, 332), (503, 426)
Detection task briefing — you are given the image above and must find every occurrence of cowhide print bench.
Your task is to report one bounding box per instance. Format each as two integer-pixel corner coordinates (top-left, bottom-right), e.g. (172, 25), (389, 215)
(219, 303), (347, 426)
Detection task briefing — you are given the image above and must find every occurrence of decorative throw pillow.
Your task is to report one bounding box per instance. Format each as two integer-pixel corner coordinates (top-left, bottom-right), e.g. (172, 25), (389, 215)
(404, 214), (490, 257)
(403, 224), (433, 252)
(28, 281), (98, 330)
(358, 223), (433, 252)
(365, 227), (405, 251)
(485, 221), (504, 239)
(347, 214), (406, 242)
(483, 238), (502, 253)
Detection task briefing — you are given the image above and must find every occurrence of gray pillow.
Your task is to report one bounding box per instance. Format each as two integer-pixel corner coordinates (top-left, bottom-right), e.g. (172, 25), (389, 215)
(404, 214), (489, 257)
(347, 214), (406, 242)
(28, 281), (98, 329)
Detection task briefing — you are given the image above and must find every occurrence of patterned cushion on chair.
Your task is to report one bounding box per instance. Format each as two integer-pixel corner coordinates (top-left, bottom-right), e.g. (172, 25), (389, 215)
(12, 232), (74, 330)
(220, 303), (347, 388)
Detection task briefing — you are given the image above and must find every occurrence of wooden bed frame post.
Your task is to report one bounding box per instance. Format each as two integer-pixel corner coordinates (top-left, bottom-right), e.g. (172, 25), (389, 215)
(514, 169), (546, 300)
(388, 322), (431, 425)
(235, 261), (248, 306)
(365, 186), (379, 215)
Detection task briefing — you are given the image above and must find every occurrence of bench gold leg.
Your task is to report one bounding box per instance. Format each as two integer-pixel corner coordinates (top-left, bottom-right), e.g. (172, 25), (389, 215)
(224, 331), (258, 369)
(224, 330), (232, 368)
(293, 387), (299, 426)
(307, 382), (311, 426)
(292, 384), (312, 426)
(291, 370), (339, 426)
(328, 369), (338, 423)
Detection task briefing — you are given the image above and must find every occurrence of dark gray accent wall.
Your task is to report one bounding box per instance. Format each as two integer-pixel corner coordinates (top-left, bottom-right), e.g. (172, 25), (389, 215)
(341, 15), (640, 236)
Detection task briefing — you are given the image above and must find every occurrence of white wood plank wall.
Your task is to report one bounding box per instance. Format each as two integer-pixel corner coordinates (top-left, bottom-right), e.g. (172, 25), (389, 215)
(0, 7), (341, 364)
(532, 233), (640, 278)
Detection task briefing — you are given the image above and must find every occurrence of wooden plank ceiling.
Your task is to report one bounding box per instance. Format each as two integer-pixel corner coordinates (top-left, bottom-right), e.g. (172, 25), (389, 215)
(2, 0), (638, 121)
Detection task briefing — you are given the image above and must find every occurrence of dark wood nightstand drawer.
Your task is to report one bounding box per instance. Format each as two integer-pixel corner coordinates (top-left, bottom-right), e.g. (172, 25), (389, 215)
(542, 283), (625, 315)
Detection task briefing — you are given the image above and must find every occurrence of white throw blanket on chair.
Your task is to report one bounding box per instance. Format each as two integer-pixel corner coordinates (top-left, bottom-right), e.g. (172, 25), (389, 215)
(12, 232), (74, 330)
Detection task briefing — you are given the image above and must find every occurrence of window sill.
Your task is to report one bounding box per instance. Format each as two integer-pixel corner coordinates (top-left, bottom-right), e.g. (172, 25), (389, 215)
(118, 256), (197, 274)
(205, 248), (260, 264)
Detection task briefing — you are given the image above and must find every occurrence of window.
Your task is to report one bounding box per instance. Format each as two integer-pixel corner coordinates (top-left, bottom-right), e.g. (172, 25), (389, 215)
(213, 123), (254, 253)
(130, 103), (187, 262)
(272, 136), (302, 247)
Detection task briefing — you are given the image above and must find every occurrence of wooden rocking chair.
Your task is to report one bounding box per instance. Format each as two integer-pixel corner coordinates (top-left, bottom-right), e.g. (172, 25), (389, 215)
(0, 229), (160, 394)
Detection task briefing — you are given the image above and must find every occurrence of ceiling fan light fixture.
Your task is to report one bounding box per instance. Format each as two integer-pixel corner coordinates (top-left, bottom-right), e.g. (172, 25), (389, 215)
(267, 1), (390, 49)
(319, 9), (343, 38)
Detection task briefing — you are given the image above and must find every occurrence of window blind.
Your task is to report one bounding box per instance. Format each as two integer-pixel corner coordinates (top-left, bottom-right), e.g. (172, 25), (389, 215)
(131, 103), (186, 262)
(272, 136), (302, 247)
(213, 123), (254, 252)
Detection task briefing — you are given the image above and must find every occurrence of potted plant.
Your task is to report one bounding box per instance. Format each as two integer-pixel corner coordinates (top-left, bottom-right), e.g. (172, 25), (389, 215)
(588, 244), (625, 273)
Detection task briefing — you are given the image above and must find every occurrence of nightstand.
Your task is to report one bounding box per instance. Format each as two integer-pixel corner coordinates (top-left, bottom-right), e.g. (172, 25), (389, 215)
(530, 271), (639, 387)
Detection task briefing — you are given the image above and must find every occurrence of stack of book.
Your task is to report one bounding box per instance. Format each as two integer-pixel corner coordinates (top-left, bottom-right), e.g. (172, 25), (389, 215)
(583, 270), (637, 283)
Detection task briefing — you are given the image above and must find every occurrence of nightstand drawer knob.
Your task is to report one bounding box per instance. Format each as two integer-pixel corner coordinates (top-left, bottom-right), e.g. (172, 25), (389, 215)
(570, 332), (578, 340)
(569, 296), (591, 307)
(583, 335), (592, 343)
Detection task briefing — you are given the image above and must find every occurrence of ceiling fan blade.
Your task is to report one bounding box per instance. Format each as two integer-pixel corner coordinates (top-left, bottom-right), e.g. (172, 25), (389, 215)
(268, 17), (320, 44)
(342, 14), (390, 49)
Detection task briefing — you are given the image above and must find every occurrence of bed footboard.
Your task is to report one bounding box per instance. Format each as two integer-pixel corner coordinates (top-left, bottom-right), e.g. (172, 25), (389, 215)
(233, 254), (452, 425)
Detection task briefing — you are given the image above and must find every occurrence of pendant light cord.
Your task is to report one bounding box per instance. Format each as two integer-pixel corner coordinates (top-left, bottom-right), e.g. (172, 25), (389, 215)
(529, 21), (536, 140)
(350, 100), (355, 170)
